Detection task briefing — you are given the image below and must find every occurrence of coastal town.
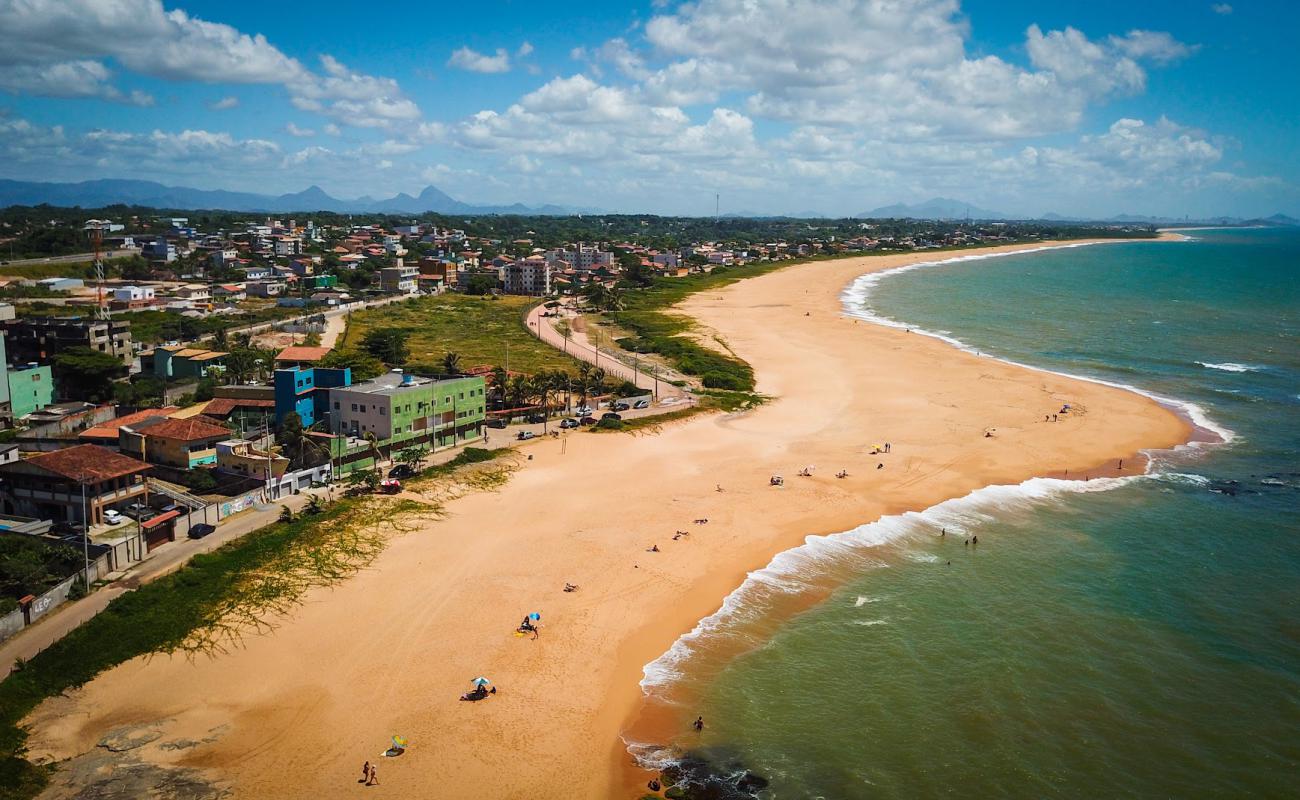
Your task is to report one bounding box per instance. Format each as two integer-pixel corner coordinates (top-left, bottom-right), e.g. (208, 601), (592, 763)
(0, 208), (1156, 666)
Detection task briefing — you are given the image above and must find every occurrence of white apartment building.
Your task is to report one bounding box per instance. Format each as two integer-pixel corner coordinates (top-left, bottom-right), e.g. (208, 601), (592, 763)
(503, 256), (551, 295)
(112, 285), (156, 302)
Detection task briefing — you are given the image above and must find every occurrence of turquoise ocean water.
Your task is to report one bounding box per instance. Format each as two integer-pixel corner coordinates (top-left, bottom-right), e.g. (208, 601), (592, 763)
(637, 228), (1299, 798)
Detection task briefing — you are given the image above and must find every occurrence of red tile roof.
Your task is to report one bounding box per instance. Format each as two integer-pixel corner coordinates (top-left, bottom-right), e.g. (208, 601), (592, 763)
(23, 444), (150, 482)
(79, 407), (180, 441)
(133, 416), (231, 442)
(202, 397), (275, 417)
(275, 345), (332, 363)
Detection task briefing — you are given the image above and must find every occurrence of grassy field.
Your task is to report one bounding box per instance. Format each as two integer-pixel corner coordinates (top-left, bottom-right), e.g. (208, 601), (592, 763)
(0, 448), (503, 800)
(337, 294), (582, 375)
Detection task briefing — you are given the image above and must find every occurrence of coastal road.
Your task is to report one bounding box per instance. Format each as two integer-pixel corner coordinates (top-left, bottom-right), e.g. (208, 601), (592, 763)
(524, 301), (688, 398)
(0, 249), (140, 268)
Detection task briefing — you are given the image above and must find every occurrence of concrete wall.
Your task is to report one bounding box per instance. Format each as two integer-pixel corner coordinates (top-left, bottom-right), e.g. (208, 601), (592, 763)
(0, 607), (23, 642)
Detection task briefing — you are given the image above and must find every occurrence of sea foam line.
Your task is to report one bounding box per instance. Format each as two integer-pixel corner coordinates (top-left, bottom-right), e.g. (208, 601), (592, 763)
(639, 241), (1230, 700)
(838, 243), (1236, 446)
(638, 472), (1142, 692)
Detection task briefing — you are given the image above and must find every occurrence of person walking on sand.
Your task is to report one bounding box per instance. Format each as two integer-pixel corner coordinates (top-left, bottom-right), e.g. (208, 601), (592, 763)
(885, 442), (891, 453)
(360, 761), (370, 784)
(694, 716), (705, 731)
(366, 763), (378, 786)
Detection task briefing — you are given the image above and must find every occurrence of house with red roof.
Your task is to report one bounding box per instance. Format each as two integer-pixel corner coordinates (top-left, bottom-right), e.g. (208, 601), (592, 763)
(0, 444), (151, 527)
(118, 416), (232, 469)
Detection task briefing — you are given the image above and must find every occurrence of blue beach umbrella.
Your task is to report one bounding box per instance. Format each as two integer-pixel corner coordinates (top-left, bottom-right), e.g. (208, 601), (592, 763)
(529, 612), (541, 621)
(472, 676), (491, 686)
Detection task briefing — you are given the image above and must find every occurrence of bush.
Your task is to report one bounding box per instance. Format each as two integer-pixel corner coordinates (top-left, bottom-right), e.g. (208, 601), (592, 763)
(702, 371), (748, 390)
(595, 417), (624, 431)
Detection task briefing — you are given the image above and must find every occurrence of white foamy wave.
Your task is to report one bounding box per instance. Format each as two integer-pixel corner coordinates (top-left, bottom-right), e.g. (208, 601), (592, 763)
(852, 619), (889, 627)
(1195, 361), (1259, 373)
(838, 246), (1237, 448)
(639, 472), (1139, 693)
(1156, 472), (1211, 487)
(853, 595), (882, 607)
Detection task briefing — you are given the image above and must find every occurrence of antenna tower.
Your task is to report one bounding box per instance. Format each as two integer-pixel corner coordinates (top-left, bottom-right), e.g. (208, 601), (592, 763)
(84, 220), (112, 320)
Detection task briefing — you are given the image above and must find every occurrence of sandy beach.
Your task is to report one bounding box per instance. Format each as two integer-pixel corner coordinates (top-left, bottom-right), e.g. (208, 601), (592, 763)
(22, 238), (1193, 799)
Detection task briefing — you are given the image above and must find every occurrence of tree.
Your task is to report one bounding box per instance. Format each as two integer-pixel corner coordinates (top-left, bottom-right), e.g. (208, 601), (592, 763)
(211, 326), (229, 350)
(277, 411), (328, 469)
(194, 377), (216, 402)
(113, 376), (165, 408)
(463, 273), (498, 295)
(488, 365), (508, 409)
(345, 468), (380, 493)
(52, 347), (126, 402)
(584, 283), (625, 311)
(363, 430), (383, 475)
(399, 445), (428, 471)
(223, 348), (260, 385)
(441, 351), (462, 376)
(361, 328), (409, 365)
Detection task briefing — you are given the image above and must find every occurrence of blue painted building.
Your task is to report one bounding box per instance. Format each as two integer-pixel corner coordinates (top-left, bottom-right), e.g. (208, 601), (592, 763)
(273, 366), (351, 428)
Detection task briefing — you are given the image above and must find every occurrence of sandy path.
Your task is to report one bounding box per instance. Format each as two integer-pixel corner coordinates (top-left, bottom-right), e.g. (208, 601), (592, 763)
(23, 239), (1193, 799)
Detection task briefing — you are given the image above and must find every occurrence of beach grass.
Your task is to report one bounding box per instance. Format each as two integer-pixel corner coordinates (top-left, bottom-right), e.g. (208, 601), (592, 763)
(337, 294), (583, 376)
(0, 447), (505, 800)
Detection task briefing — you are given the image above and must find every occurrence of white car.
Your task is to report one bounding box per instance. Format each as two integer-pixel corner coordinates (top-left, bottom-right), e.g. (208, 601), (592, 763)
(103, 509), (123, 525)
(633, 399), (650, 409)
(575, 405), (594, 416)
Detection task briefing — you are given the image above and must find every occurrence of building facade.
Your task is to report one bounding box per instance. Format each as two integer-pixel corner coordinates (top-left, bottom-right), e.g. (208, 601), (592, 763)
(3, 317), (134, 365)
(327, 371), (486, 448)
(0, 444), (150, 527)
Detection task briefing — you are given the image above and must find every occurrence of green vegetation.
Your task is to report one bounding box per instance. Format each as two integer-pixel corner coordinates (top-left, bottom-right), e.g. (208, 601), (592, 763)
(608, 260), (790, 391)
(361, 328), (409, 365)
(338, 294), (580, 376)
(126, 305), (299, 347)
(0, 537), (83, 610)
(0, 447), (506, 800)
(51, 346), (127, 402)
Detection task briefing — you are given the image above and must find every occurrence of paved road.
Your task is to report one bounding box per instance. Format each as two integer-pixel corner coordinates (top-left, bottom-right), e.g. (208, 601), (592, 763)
(0, 249), (140, 268)
(524, 302), (688, 398)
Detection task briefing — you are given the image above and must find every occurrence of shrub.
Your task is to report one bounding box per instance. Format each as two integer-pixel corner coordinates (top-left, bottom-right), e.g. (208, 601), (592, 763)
(702, 371), (748, 390)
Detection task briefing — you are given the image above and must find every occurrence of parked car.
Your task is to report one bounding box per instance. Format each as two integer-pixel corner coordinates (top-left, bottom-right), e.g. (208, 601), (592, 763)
(526, 412), (546, 423)
(579, 416), (597, 426)
(612, 402), (630, 412)
(633, 399), (651, 409)
(124, 502), (151, 520)
(103, 509), (123, 525)
(388, 464), (416, 479)
(601, 412), (622, 421)
(188, 523), (216, 540)
(559, 418), (579, 429)
(516, 430), (536, 441)
(575, 405), (594, 416)
(52, 520), (85, 535)
(486, 418), (507, 429)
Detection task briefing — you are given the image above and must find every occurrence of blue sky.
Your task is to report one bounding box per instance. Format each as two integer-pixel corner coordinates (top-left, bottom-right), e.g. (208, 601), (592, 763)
(1, 0), (1296, 218)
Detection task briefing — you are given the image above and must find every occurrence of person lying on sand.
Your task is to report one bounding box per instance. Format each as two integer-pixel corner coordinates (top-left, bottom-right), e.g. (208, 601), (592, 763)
(647, 544), (660, 552)
(564, 582), (579, 592)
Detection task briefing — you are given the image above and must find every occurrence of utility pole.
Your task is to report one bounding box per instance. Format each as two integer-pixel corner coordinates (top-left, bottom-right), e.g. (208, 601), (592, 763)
(80, 477), (90, 583)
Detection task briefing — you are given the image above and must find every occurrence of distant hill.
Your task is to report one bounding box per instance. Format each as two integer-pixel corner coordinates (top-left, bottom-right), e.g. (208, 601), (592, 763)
(857, 197), (1010, 220)
(0, 178), (586, 216)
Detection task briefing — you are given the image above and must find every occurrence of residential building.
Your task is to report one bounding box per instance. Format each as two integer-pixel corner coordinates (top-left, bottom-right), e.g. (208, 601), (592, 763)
(112, 285), (156, 302)
(273, 365), (352, 427)
(119, 415), (231, 469)
(141, 238), (177, 262)
(0, 444), (150, 527)
(215, 439), (288, 481)
(211, 248), (239, 268)
(379, 260), (419, 294)
(238, 265), (272, 281)
(327, 370), (486, 449)
(7, 363), (53, 419)
(198, 396), (276, 435)
(273, 235), (302, 257)
(212, 284), (247, 302)
(3, 317), (134, 365)
(172, 284), (211, 304)
(246, 279), (287, 298)
(143, 345), (228, 380)
(274, 345), (333, 370)
(503, 255), (552, 295)
(78, 406), (180, 447)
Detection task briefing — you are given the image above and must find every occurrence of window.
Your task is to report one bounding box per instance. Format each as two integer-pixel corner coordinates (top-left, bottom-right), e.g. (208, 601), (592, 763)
(334, 402), (340, 410)
(351, 403), (358, 412)
(359, 405), (366, 413)
(380, 407), (386, 416)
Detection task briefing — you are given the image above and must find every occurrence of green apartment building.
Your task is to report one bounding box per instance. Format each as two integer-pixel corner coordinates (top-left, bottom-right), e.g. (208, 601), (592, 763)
(327, 370), (486, 471)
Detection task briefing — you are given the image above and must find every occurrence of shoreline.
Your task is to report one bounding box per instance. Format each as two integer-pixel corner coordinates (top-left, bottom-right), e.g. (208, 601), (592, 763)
(21, 236), (1195, 800)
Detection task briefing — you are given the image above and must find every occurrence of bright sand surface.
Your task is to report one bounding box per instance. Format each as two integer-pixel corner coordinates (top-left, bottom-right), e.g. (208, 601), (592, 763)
(23, 238), (1193, 799)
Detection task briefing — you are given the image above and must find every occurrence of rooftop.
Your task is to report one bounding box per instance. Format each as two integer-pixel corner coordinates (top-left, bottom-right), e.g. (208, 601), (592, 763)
(275, 345), (332, 363)
(19, 444), (150, 482)
(343, 370), (476, 396)
(129, 416), (231, 442)
(79, 406), (180, 440)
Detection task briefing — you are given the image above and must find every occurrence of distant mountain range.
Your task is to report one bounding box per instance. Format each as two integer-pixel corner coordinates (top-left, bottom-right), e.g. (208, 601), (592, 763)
(857, 197), (1010, 220)
(0, 178), (587, 216)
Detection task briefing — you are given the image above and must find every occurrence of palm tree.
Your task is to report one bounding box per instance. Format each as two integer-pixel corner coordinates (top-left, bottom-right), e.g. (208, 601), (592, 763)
(442, 351), (462, 376)
(586, 283), (625, 312)
(506, 375), (530, 419)
(591, 366), (608, 398)
(364, 430), (382, 476)
(489, 365), (508, 410)
(277, 412), (327, 469)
